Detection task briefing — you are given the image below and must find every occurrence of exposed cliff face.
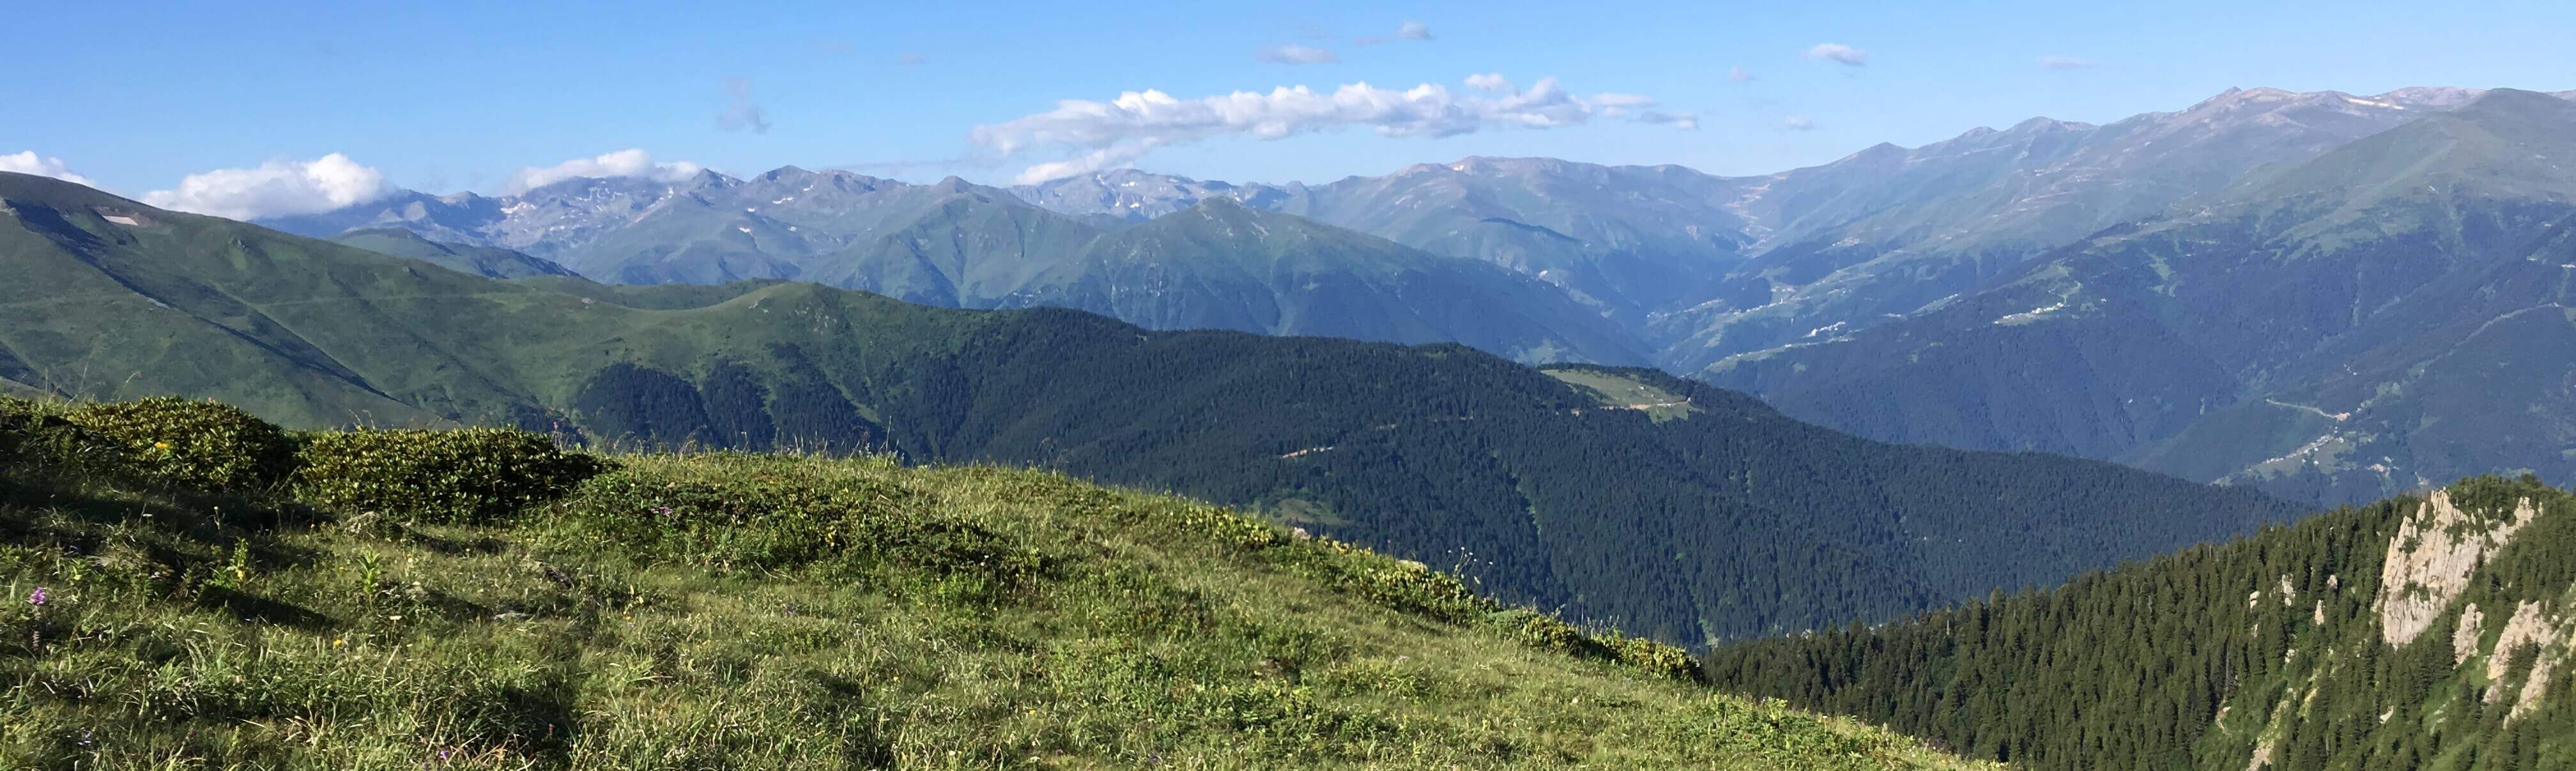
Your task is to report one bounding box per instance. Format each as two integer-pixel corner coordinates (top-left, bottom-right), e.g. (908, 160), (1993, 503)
(2474, 600), (2572, 721)
(2373, 491), (2536, 645)
(2452, 603), (2485, 666)
(2365, 491), (2569, 727)
(2488, 601), (2555, 683)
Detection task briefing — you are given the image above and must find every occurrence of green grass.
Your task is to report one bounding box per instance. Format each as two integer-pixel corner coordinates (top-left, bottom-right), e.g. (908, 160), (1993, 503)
(1544, 368), (1700, 424)
(0, 398), (1981, 768)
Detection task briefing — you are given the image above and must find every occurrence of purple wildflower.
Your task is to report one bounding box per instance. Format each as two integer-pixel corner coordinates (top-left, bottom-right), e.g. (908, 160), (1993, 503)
(26, 587), (45, 606)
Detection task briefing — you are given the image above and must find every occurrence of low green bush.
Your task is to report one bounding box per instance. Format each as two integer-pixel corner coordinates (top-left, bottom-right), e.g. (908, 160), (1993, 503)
(66, 397), (298, 492)
(1485, 608), (1587, 655)
(561, 462), (1043, 586)
(0, 399), (91, 473)
(295, 429), (613, 523)
(1604, 632), (1704, 682)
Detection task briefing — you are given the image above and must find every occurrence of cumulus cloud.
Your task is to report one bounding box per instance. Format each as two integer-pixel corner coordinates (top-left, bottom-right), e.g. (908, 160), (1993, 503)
(1782, 116), (1818, 132)
(141, 154), (394, 220)
(974, 75), (1696, 183)
(1356, 19), (1434, 45)
(1804, 43), (1867, 66)
(1728, 66), (1754, 83)
(1255, 44), (1340, 65)
(501, 149), (705, 194)
(1464, 73), (1514, 92)
(0, 151), (98, 188)
(1010, 139), (1171, 186)
(2038, 55), (2097, 71)
(717, 77), (770, 134)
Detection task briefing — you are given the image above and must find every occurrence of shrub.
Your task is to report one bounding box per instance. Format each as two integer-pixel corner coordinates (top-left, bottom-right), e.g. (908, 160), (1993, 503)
(1604, 632), (1704, 682)
(0, 399), (98, 475)
(1282, 542), (1491, 625)
(1485, 608), (1586, 655)
(295, 428), (613, 523)
(65, 397), (298, 492)
(562, 463), (1043, 586)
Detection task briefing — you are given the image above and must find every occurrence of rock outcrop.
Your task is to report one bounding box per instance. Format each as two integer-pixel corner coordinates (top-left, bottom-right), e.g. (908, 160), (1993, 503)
(2374, 491), (2536, 645)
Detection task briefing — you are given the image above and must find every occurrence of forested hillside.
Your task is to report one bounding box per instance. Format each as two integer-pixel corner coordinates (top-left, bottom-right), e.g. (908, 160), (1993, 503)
(0, 171), (2304, 643)
(1709, 475), (2576, 770)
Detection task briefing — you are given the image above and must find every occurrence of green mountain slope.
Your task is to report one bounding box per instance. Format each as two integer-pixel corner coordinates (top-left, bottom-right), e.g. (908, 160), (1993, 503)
(1653, 87), (2478, 375)
(0, 170), (2306, 643)
(1260, 157), (1761, 324)
(0, 397), (1988, 768)
(1004, 197), (1651, 365)
(802, 190), (1103, 308)
(1706, 89), (2576, 505)
(1711, 474), (2576, 770)
(327, 227), (576, 279)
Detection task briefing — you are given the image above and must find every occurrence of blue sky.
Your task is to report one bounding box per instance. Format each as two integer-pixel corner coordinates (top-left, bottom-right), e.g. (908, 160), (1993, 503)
(6, 0), (2572, 217)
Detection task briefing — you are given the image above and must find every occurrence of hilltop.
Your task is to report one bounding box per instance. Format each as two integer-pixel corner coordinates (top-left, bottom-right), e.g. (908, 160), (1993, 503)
(0, 395), (1981, 768)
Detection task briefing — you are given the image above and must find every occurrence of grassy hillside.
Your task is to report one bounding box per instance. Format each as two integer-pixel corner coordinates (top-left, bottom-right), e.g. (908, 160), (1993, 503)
(0, 396), (1982, 768)
(1709, 474), (2576, 770)
(327, 228), (576, 279)
(0, 170), (2308, 645)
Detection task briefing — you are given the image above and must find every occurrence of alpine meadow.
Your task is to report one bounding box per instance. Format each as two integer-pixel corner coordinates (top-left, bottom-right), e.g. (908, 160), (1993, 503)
(9, 3), (2576, 767)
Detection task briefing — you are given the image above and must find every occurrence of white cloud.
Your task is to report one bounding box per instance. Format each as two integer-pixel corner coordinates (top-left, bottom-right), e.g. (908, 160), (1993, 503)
(1782, 116), (1818, 131)
(0, 151), (98, 188)
(1464, 73), (1514, 92)
(1010, 139), (1169, 185)
(974, 76), (1698, 183)
(717, 77), (770, 133)
(500, 149), (705, 194)
(141, 154), (394, 220)
(1356, 19), (1434, 45)
(1804, 43), (1867, 66)
(2037, 55), (2097, 71)
(1728, 67), (1755, 84)
(1255, 44), (1340, 65)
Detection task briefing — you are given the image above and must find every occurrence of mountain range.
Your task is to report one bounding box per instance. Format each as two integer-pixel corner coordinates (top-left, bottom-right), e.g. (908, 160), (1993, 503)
(256, 85), (2576, 505)
(0, 169), (2305, 643)
(264, 167), (1646, 366)
(1708, 89), (2576, 504)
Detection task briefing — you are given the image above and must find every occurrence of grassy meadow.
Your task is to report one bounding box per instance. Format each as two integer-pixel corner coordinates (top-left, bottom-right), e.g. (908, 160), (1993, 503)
(0, 396), (1981, 768)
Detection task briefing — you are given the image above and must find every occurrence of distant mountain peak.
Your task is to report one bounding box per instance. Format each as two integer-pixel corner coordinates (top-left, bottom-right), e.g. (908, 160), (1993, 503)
(2007, 116), (2090, 134)
(2459, 86), (2576, 116)
(758, 165), (815, 181)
